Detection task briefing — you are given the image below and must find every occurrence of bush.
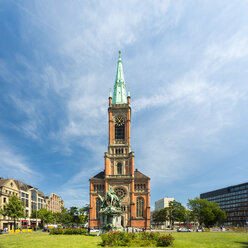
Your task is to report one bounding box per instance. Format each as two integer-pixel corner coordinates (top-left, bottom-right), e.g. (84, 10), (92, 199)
(49, 228), (87, 235)
(156, 234), (175, 247)
(101, 231), (131, 247)
(139, 231), (160, 241)
(101, 231), (175, 247)
(50, 228), (64, 235)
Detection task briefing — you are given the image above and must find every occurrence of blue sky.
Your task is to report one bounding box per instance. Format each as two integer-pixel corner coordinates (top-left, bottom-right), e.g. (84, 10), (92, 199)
(1, 0), (248, 208)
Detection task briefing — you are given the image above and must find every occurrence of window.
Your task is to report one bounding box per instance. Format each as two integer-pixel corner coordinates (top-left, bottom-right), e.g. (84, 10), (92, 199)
(114, 187), (126, 198)
(136, 197), (144, 218)
(26, 199), (29, 207)
(3, 197), (6, 203)
(96, 198), (101, 219)
(117, 163), (122, 175)
(31, 190), (37, 201)
(115, 123), (125, 140)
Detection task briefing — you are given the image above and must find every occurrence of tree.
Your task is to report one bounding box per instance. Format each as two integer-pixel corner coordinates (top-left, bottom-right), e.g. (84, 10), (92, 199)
(69, 207), (80, 227)
(152, 209), (167, 225)
(31, 208), (53, 228)
(212, 208), (226, 225)
(78, 207), (88, 226)
(60, 207), (72, 227)
(187, 198), (226, 227)
(166, 200), (186, 227)
(0, 195), (24, 231)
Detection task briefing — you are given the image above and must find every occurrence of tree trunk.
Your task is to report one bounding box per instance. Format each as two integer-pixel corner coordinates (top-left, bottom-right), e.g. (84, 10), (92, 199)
(14, 218), (16, 232)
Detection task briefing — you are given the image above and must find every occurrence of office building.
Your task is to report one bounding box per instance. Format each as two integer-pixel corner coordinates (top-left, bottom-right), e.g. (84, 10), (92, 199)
(200, 182), (248, 226)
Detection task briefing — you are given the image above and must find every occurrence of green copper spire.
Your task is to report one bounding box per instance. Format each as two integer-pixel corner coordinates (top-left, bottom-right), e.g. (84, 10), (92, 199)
(112, 51), (127, 104)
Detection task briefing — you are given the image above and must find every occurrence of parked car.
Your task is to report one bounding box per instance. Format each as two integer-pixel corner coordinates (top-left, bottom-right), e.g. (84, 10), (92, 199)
(89, 228), (99, 233)
(177, 228), (192, 232)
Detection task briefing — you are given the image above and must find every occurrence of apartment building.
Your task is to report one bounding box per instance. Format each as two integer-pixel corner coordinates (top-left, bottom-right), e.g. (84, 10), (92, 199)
(46, 192), (64, 213)
(0, 177), (64, 230)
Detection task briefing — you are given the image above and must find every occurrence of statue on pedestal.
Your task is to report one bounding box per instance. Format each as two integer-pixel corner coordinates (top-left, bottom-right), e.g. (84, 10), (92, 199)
(98, 186), (124, 232)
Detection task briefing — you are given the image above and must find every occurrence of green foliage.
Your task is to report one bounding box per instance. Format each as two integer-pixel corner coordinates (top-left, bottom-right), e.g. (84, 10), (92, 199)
(188, 197), (226, 227)
(152, 209), (167, 224)
(152, 201), (186, 227)
(49, 228), (87, 235)
(157, 234), (175, 247)
(55, 206), (88, 227)
(31, 208), (54, 228)
(0, 195), (24, 231)
(139, 231), (160, 241)
(166, 200), (187, 226)
(59, 207), (72, 226)
(101, 231), (174, 247)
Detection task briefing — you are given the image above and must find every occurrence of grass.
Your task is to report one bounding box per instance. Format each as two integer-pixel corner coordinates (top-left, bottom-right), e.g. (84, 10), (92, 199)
(0, 232), (247, 248)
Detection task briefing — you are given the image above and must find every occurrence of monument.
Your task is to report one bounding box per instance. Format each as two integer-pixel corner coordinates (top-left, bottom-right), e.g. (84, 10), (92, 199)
(98, 186), (123, 232)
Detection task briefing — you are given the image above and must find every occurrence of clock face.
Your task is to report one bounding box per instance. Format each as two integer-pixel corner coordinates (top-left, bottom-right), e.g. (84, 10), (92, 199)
(115, 116), (125, 126)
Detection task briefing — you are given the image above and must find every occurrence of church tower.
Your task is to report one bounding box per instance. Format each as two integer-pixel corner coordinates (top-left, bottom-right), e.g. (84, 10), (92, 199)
(89, 51), (150, 229)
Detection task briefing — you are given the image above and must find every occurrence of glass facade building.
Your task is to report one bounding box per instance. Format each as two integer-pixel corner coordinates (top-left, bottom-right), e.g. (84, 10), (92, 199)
(200, 182), (248, 226)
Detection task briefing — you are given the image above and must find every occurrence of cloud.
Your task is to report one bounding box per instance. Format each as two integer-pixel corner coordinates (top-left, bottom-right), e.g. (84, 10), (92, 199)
(0, 138), (41, 184)
(58, 166), (102, 207)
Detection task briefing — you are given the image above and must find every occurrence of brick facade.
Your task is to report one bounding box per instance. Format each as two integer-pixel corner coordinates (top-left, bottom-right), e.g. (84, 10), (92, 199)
(89, 93), (151, 229)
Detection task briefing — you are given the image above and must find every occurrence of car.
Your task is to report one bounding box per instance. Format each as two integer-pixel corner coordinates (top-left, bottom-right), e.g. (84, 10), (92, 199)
(177, 228), (192, 232)
(89, 228), (99, 233)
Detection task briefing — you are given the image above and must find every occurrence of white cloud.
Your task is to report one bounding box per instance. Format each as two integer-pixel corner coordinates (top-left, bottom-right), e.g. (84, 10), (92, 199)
(0, 138), (41, 184)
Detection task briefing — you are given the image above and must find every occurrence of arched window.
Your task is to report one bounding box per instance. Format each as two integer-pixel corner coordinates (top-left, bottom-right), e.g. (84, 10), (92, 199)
(96, 198), (101, 219)
(136, 197), (144, 218)
(117, 163), (122, 175)
(115, 116), (125, 140)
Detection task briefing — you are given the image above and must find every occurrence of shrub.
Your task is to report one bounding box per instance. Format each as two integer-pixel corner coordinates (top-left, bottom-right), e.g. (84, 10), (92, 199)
(156, 234), (175, 247)
(49, 228), (87, 235)
(101, 231), (131, 247)
(50, 228), (64, 235)
(139, 231), (160, 241)
(101, 231), (175, 247)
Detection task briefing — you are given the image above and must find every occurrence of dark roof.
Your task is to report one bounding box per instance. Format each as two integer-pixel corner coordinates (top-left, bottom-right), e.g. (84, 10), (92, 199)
(0, 178), (8, 187)
(134, 169), (150, 180)
(14, 180), (30, 191)
(37, 190), (45, 197)
(90, 171), (105, 180)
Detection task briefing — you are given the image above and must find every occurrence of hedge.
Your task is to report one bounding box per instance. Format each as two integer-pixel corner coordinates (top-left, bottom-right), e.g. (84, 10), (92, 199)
(49, 228), (87, 235)
(101, 231), (175, 247)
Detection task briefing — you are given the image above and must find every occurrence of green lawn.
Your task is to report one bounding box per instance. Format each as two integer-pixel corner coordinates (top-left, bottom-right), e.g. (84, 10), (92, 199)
(0, 232), (247, 248)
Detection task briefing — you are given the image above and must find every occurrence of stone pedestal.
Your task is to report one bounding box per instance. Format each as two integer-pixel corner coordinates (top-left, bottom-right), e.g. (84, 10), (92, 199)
(99, 206), (122, 232)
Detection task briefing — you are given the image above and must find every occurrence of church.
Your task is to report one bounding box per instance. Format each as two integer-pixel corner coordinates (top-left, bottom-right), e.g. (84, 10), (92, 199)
(89, 52), (150, 229)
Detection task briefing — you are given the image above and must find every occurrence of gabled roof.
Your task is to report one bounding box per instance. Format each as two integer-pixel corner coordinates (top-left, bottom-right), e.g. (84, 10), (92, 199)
(134, 169), (150, 180)
(14, 180), (32, 191)
(90, 171), (105, 180)
(0, 178), (8, 187)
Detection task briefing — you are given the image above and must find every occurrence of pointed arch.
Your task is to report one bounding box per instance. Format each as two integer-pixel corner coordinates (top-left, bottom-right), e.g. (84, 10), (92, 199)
(136, 197), (144, 218)
(96, 198), (101, 219)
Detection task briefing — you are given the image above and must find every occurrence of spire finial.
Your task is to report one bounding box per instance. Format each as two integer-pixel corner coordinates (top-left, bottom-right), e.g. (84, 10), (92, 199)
(118, 50), (121, 57)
